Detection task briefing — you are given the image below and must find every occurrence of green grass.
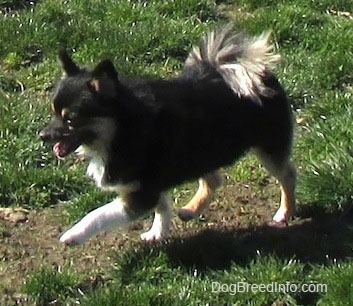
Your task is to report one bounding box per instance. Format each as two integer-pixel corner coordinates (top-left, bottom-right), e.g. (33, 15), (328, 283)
(22, 243), (341, 306)
(23, 267), (80, 305)
(2, 0), (353, 305)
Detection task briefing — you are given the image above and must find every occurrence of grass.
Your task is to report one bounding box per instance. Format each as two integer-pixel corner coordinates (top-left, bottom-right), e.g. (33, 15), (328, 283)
(23, 267), (80, 305)
(1, 0), (353, 305)
(21, 243), (347, 305)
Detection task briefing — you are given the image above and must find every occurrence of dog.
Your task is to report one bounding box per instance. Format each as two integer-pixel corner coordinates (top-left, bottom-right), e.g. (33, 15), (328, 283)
(39, 26), (296, 245)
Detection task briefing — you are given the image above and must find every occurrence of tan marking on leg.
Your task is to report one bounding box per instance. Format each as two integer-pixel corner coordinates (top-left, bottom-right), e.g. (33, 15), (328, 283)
(273, 163), (296, 222)
(254, 148), (296, 223)
(178, 171), (221, 221)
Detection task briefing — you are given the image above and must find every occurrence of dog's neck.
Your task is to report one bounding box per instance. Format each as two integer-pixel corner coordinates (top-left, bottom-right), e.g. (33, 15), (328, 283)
(76, 145), (140, 194)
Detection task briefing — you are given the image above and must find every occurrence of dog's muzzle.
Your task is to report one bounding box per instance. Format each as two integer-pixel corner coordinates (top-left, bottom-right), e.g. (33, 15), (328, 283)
(39, 127), (81, 158)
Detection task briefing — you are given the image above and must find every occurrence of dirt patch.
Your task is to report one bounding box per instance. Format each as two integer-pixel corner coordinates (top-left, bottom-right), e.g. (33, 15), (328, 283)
(0, 205), (136, 305)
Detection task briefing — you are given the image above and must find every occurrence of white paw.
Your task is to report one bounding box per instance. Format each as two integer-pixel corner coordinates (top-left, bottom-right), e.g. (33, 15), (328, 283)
(140, 227), (169, 242)
(59, 228), (87, 246)
(141, 193), (171, 242)
(272, 207), (289, 223)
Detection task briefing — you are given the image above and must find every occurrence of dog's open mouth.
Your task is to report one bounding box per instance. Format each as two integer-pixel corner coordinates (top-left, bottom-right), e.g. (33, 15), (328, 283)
(53, 135), (81, 158)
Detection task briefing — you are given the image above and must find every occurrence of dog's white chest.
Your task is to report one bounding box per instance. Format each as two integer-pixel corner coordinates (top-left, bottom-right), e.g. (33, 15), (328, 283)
(77, 145), (139, 193)
(87, 156), (106, 188)
(76, 145), (107, 188)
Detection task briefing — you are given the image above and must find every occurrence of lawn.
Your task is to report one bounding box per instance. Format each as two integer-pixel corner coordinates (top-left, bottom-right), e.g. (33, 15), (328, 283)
(1, 0), (353, 305)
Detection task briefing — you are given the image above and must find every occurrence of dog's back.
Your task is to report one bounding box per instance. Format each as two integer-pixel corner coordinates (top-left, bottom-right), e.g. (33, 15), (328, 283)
(124, 27), (293, 190)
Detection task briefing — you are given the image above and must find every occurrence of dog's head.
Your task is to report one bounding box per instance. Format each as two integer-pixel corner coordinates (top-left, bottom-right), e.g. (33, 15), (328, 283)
(40, 51), (119, 158)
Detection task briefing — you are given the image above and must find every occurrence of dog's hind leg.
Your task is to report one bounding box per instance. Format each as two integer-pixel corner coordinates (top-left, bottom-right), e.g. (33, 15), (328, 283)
(272, 162), (296, 223)
(178, 171), (221, 221)
(255, 149), (296, 223)
(140, 192), (171, 241)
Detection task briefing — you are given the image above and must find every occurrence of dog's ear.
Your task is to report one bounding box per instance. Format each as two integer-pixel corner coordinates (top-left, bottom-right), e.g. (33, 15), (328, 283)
(58, 50), (80, 76)
(87, 60), (119, 94)
(92, 59), (118, 80)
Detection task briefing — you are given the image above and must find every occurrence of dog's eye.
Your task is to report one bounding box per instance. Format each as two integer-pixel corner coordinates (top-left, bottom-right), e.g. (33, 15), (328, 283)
(67, 112), (79, 126)
(64, 112), (75, 120)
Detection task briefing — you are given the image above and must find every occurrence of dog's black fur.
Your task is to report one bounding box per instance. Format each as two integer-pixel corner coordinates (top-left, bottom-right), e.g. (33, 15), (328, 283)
(40, 27), (295, 243)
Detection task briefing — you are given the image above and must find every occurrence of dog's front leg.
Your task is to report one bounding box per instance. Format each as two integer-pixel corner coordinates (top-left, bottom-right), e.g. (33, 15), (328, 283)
(140, 192), (171, 241)
(60, 198), (132, 245)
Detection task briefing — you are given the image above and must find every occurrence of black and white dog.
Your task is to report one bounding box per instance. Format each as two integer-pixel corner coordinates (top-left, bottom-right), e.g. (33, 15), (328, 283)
(40, 26), (296, 245)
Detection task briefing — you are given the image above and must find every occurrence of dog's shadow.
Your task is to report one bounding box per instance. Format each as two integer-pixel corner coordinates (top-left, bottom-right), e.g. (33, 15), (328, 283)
(158, 206), (353, 271)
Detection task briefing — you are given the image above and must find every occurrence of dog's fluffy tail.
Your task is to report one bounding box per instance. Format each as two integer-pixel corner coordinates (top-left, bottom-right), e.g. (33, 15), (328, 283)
(184, 26), (281, 103)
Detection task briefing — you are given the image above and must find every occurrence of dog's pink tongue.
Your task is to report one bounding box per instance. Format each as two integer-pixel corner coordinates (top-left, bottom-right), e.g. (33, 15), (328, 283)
(53, 142), (64, 157)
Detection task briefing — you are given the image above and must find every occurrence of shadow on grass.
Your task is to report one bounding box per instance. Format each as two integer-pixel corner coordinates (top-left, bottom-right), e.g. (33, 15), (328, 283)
(117, 205), (353, 276)
(111, 206), (353, 305)
(115, 205), (347, 275)
(163, 208), (353, 271)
